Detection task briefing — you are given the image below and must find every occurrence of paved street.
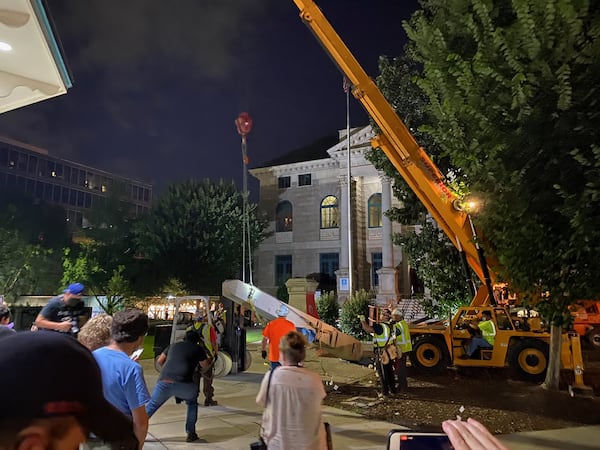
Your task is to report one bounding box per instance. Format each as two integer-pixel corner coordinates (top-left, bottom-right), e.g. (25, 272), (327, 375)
(140, 345), (600, 450)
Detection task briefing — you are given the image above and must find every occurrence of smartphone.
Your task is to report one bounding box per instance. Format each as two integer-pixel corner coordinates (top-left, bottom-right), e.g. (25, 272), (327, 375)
(130, 348), (144, 360)
(387, 431), (453, 450)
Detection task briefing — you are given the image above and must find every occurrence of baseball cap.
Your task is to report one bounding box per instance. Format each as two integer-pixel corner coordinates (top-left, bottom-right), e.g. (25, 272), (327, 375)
(64, 282), (85, 296)
(0, 331), (137, 446)
(276, 304), (289, 317)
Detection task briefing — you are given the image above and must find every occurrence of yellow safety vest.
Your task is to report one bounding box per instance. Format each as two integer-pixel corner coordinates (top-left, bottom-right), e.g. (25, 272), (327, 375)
(393, 321), (412, 353)
(373, 323), (392, 348)
(186, 322), (214, 356)
(479, 319), (496, 346)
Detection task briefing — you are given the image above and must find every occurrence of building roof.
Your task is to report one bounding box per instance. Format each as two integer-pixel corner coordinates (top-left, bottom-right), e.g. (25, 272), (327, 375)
(255, 133), (339, 168)
(0, 0), (73, 114)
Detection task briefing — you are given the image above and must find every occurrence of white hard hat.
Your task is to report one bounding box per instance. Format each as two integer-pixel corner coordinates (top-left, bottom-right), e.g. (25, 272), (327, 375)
(391, 309), (403, 318)
(276, 304), (289, 317)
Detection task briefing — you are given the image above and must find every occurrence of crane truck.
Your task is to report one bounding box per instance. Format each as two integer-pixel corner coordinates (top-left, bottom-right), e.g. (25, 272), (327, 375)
(286, 0), (587, 383)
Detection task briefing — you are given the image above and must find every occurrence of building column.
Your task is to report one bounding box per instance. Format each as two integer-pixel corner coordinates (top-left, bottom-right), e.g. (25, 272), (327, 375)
(376, 174), (398, 305)
(336, 176), (350, 304)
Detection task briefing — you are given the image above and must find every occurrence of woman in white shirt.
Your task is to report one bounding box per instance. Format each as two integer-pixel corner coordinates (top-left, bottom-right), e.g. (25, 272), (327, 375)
(256, 330), (328, 450)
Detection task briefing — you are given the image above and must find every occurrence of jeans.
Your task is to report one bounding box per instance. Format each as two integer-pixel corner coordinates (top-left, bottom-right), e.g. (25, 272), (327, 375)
(467, 337), (493, 356)
(269, 361), (281, 370)
(146, 380), (199, 434)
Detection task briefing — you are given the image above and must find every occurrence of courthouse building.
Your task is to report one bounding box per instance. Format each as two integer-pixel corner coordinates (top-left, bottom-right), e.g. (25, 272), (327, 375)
(250, 125), (417, 303)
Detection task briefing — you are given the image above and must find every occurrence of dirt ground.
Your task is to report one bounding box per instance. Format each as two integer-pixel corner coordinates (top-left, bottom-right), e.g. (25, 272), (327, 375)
(299, 346), (600, 435)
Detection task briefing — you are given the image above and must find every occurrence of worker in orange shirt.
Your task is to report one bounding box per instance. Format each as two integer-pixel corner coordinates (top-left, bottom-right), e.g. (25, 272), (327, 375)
(261, 304), (296, 369)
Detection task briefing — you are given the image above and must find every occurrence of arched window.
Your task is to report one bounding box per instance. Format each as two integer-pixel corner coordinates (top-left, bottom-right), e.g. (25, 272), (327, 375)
(320, 195), (339, 229)
(368, 193), (382, 228)
(276, 201), (293, 232)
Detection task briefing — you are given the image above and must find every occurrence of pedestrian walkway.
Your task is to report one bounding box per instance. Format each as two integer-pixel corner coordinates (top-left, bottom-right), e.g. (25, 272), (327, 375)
(141, 355), (599, 450)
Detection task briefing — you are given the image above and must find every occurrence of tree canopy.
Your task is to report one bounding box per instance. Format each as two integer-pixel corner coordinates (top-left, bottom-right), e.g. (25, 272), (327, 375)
(367, 55), (473, 313)
(134, 179), (268, 294)
(402, 0), (600, 387)
(404, 0), (600, 310)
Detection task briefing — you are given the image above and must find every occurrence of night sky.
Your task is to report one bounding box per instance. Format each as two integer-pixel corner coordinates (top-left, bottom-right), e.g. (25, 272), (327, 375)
(0, 0), (418, 194)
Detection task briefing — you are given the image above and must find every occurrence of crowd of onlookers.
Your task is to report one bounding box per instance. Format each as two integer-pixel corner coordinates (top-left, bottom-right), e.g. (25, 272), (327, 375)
(0, 284), (507, 450)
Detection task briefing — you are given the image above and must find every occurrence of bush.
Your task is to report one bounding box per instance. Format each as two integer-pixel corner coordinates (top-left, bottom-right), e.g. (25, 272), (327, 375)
(339, 289), (373, 341)
(276, 283), (289, 303)
(316, 291), (339, 326)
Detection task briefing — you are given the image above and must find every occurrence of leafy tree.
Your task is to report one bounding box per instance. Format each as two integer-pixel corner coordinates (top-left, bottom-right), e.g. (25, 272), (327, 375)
(61, 246), (133, 314)
(0, 187), (68, 295)
(276, 284), (289, 304)
(0, 228), (55, 300)
(367, 55), (473, 310)
(134, 179), (268, 294)
(316, 291), (339, 327)
(0, 186), (70, 250)
(339, 289), (373, 341)
(397, 221), (472, 317)
(404, 0), (600, 388)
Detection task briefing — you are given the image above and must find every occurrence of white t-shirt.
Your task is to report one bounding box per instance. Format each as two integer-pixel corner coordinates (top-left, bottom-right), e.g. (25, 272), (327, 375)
(256, 365), (327, 450)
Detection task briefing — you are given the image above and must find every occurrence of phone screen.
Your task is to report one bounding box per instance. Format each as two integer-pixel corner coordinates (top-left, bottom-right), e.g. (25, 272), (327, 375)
(387, 431), (453, 450)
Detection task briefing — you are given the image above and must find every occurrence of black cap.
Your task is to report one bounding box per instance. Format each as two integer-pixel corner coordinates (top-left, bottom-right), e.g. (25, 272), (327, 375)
(0, 331), (137, 447)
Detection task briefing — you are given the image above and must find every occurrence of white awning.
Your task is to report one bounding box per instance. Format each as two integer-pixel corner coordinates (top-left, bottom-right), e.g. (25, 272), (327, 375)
(0, 0), (72, 114)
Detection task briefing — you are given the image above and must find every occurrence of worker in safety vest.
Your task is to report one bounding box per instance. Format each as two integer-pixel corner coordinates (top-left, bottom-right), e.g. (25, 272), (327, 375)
(359, 311), (397, 397)
(461, 310), (496, 359)
(186, 311), (219, 406)
(390, 309), (412, 391)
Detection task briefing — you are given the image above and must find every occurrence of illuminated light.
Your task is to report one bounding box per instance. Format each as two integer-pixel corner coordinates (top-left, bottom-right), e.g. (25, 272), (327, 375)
(0, 42), (12, 52)
(51, 171), (57, 177)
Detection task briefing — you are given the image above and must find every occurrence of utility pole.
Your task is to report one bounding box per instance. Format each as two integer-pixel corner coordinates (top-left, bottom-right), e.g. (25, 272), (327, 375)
(235, 112), (253, 285)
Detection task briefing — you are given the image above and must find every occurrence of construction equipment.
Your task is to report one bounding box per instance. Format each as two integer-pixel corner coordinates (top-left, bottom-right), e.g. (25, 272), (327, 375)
(570, 301), (600, 350)
(288, 0), (588, 384)
(222, 279), (365, 362)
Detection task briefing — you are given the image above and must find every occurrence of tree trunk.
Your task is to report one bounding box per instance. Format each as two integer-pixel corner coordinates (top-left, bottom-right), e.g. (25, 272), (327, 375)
(542, 324), (562, 390)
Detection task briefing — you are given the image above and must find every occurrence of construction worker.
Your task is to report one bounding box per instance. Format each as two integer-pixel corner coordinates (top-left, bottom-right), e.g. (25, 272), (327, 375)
(186, 311), (219, 406)
(261, 304), (296, 369)
(359, 310), (397, 397)
(461, 310), (496, 359)
(390, 309), (412, 391)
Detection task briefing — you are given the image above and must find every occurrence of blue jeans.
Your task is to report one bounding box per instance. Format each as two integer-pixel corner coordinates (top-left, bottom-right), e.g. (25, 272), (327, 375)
(467, 337), (493, 356)
(269, 361), (281, 370)
(146, 380), (199, 434)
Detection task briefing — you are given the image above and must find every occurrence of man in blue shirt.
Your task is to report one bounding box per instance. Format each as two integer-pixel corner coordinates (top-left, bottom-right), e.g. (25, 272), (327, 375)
(93, 309), (150, 449)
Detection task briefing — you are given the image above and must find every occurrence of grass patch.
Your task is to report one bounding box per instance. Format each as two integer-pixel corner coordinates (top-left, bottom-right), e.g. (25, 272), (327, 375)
(141, 328), (261, 359)
(141, 335), (155, 360)
(245, 327), (263, 344)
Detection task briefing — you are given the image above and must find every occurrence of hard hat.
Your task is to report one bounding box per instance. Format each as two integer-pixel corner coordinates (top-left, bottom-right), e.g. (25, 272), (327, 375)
(391, 308), (403, 319)
(276, 304), (289, 317)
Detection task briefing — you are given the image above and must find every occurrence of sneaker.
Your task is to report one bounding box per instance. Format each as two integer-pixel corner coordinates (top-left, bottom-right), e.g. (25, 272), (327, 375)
(186, 432), (200, 443)
(204, 399), (218, 406)
(458, 354), (470, 359)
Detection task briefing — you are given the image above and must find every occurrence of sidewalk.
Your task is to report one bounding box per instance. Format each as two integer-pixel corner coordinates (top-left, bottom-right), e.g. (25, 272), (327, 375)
(141, 356), (600, 450)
